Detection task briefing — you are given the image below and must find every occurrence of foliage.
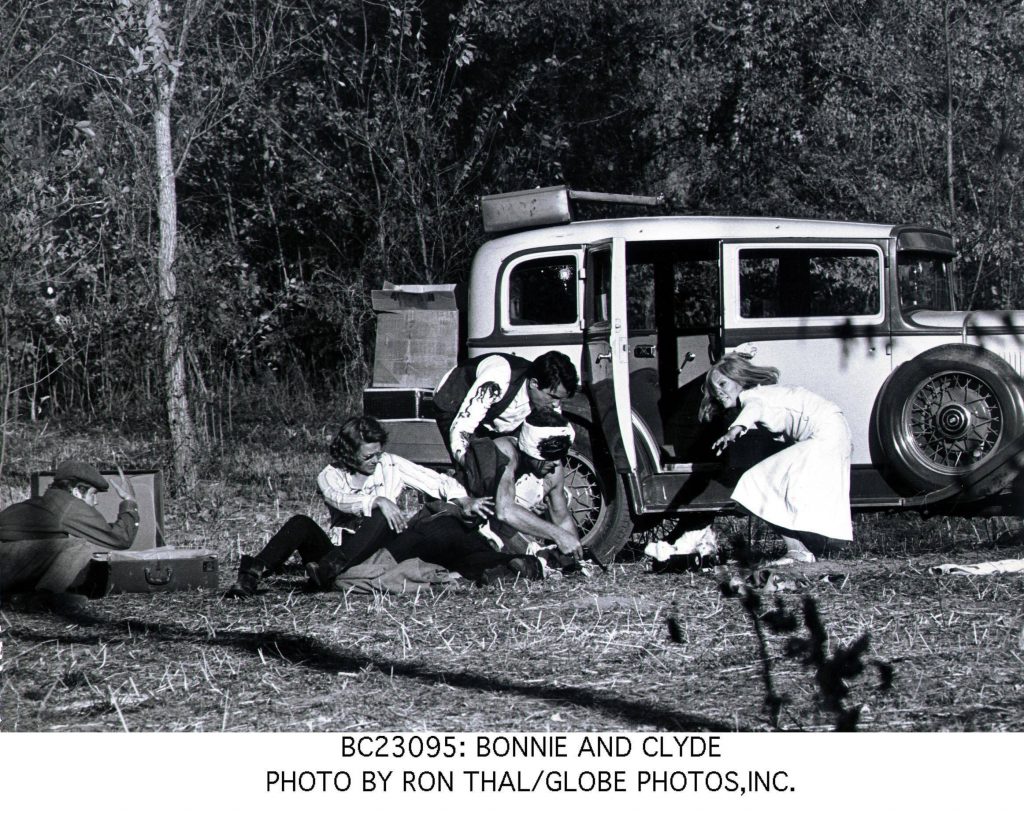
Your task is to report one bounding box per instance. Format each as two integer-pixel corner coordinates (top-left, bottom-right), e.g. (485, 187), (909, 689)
(2, 0), (1024, 449)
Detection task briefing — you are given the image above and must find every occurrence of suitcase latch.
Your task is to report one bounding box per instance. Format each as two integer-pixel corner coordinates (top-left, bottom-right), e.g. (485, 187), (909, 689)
(144, 565), (173, 586)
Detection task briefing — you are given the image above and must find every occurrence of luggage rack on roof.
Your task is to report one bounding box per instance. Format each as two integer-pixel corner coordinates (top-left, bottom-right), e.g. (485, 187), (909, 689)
(479, 185), (665, 234)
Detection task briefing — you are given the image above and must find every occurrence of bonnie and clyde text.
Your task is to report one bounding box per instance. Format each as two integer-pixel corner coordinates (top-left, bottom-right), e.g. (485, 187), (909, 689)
(265, 734), (794, 796)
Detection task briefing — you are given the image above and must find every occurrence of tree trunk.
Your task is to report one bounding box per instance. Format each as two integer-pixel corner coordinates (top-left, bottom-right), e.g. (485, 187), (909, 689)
(153, 63), (198, 492)
(943, 0), (956, 230)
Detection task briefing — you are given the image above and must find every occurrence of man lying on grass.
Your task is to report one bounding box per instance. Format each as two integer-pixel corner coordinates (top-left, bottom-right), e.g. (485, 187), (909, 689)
(0, 461), (138, 610)
(224, 416), (544, 598)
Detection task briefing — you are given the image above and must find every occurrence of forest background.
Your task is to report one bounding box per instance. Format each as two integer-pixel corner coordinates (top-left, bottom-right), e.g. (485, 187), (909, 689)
(1, 0), (1022, 490)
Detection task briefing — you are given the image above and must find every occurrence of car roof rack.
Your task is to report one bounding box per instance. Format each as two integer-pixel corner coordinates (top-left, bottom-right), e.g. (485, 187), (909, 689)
(479, 185), (665, 234)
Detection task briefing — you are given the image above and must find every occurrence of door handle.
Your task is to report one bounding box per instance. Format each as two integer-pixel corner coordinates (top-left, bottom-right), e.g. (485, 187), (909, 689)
(595, 352), (611, 363)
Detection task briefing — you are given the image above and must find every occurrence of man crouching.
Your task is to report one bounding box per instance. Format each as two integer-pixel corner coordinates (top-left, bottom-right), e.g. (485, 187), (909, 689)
(0, 461), (138, 607)
(463, 410), (583, 568)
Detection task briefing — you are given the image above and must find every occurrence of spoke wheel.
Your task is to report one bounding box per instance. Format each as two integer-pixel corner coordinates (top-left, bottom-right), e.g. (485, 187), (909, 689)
(874, 345), (1024, 495)
(565, 422), (634, 561)
(903, 371), (1003, 474)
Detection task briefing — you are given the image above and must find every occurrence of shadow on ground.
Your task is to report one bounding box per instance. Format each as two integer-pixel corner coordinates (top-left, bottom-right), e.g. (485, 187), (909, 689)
(4, 607), (731, 731)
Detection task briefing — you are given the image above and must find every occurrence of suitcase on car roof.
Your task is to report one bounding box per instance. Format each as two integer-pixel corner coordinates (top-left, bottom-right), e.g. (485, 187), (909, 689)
(81, 546), (219, 597)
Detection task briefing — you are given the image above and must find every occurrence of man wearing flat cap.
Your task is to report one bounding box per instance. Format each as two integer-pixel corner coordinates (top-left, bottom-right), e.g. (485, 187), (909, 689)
(0, 461), (138, 599)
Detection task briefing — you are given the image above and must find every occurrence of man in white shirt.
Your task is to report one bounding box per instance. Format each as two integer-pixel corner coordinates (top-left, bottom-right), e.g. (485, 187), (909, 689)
(433, 351), (579, 466)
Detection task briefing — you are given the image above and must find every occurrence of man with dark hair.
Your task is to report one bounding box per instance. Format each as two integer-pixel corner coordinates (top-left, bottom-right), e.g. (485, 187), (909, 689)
(462, 410), (583, 565)
(0, 461), (138, 602)
(433, 350), (579, 466)
(225, 416), (540, 598)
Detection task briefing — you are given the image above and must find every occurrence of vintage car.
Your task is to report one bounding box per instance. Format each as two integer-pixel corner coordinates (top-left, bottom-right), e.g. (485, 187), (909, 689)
(375, 186), (1024, 560)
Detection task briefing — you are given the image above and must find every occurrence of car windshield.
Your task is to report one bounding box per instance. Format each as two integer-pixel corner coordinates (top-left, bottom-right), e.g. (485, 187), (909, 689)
(897, 252), (958, 311)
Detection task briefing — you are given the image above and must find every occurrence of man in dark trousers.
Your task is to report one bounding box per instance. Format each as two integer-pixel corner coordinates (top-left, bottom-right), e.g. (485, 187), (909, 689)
(0, 461), (138, 603)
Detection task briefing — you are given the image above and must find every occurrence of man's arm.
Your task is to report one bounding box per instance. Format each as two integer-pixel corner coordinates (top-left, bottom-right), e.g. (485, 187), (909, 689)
(492, 455), (580, 555)
(543, 466), (579, 539)
(59, 497), (139, 550)
(448, 356), (512, 464)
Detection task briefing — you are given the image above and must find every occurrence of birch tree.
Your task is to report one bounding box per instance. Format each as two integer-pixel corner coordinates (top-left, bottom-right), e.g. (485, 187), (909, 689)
(111, 0), (199, 490)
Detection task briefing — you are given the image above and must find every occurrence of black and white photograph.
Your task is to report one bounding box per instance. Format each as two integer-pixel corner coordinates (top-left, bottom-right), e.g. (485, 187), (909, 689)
(1, 0), (1022, 806)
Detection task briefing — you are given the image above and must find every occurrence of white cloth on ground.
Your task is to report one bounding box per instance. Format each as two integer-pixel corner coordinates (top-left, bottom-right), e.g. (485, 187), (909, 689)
(644, 526), (719, 562)
(729, 385), (853, 541)
(929, 559), (1024, 576)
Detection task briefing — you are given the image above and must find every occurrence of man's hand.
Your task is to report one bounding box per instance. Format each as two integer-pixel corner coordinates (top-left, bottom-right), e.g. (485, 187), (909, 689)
(456, 496), (494, 521)
(109, 465), (137, 501)
(373, 497), (408, 532)
(552, 527), (583, 559)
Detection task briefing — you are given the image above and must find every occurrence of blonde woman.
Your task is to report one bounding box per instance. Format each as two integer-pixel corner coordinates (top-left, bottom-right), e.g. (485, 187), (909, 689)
(700, 353), (853, 564)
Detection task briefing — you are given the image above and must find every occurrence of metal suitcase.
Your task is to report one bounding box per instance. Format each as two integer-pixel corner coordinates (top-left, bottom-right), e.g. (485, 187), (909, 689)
(81, 547), (219, 597)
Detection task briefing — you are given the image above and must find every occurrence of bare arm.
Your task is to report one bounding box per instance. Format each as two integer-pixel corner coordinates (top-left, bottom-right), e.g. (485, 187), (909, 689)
(493, 458), (580, 555)
(544, 466), (579, 539)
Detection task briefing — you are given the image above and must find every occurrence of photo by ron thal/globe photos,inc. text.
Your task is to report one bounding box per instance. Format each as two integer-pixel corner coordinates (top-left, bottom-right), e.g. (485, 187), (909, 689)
(265, 734), (796, 797)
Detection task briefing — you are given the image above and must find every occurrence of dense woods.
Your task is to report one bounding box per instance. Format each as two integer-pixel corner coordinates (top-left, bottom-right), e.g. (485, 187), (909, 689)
(1, 0), (1022, 485)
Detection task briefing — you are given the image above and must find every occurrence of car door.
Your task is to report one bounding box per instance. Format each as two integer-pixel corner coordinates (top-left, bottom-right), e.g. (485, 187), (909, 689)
(583, 238), (636, 473)
(720, 240), (892, 465)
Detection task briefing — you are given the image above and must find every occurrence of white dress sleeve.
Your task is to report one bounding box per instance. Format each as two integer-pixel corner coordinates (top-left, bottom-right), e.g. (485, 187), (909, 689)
(730, 391), (764, 435)
(448, 355), (513, 464)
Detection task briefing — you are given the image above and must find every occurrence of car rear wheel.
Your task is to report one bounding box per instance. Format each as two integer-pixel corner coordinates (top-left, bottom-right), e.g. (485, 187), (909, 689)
(564, 423), (634, 562)
(874, 345), (1024, 494)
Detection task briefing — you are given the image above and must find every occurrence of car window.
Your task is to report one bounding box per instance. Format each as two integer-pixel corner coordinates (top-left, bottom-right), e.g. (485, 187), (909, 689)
(507, 255), (578, 325)
(588, 249), (612, 324)
(626, 241), (719, 332)
(739, 247), (881, 318)
(897, 252), (957, 311)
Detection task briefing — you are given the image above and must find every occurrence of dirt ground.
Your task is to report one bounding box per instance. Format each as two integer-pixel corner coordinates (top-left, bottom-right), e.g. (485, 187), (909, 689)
(3, 537), (1023, 732)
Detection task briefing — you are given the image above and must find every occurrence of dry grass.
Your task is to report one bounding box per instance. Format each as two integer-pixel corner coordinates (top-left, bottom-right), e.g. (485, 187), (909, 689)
(2, 422), (1023, 732)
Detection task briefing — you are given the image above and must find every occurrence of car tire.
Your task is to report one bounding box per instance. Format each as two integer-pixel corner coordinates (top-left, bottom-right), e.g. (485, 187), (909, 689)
(874, 344), (1024, 494)
(564, 421), (634, 562)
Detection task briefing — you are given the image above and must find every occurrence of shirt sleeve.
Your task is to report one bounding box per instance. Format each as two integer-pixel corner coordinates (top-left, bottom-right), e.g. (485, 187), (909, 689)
(449, 355), (513, 464)
(61, 498), (139, 550)
(730, 391), (767, 435)
(317, 465), (373, 518)
(389, 454), (468, 501)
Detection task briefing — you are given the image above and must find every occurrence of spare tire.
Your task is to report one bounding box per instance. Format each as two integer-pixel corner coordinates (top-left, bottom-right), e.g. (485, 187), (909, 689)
(873, 344), (1024, 493)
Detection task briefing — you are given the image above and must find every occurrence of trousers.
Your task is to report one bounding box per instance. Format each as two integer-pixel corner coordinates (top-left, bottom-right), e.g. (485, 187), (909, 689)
(254, 509), (525, 582)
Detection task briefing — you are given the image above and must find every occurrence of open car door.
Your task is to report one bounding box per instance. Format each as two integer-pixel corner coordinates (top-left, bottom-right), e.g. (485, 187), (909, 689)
(582, 238), (636, 472)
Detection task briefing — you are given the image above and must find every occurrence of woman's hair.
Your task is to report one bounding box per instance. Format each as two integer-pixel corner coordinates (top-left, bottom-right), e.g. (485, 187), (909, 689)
(698, 354), (780, 423)
(329, 416), (388, 469)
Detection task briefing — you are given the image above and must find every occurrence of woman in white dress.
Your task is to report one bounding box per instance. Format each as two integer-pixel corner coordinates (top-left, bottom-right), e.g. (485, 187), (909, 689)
(700, 354), (853, 564)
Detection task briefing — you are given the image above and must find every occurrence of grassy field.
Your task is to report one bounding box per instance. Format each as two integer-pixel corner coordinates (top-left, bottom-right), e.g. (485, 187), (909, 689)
(1, 422), (1023, 732)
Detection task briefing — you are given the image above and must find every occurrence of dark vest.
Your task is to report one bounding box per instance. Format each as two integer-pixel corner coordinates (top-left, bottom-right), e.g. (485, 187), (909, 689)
(433, 353), (532, 442)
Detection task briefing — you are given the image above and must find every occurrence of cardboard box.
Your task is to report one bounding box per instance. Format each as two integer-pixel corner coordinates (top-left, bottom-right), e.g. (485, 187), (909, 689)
(31, 469), (164, 551)
(378, 419), (452, 466)
(81, 547), (219, 597)
(371, 283), (458, 389)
